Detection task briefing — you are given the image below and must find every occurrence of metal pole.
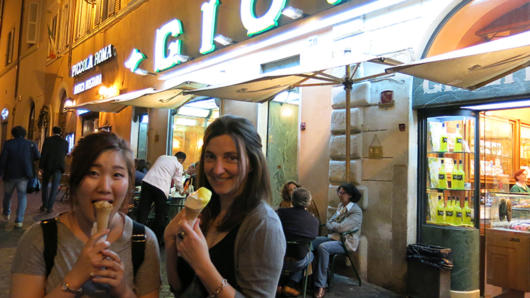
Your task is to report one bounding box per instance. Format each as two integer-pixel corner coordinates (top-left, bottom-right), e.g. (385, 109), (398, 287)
(345, 66), (352, 183)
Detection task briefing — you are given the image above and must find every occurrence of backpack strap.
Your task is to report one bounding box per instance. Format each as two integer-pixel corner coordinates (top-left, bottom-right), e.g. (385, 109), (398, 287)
(41, 218), (58, 277)
(131, 220), (146, 277)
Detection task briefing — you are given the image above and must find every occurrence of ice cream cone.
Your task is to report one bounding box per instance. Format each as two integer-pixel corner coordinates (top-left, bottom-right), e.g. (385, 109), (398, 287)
(94, 201), (113, 233)
(181, 187), (212, 222)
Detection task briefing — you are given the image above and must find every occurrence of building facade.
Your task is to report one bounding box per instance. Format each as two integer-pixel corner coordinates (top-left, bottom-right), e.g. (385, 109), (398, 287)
(1, 0), (528, 295)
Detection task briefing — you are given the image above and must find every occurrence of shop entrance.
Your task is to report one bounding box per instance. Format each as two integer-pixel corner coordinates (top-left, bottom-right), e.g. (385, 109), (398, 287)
(477, 107), (530, 297)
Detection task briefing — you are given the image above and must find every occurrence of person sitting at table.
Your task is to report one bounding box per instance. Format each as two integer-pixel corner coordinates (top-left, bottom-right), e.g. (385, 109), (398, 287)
(164, 115), (286, 297)
(312, 183), (362, 298)
(137, 152), (186, 245)
(277, 187), (319, 297)
(279, 181), (300, 209)
(278, 181), (321, 223)
(510, 169), (530, 193)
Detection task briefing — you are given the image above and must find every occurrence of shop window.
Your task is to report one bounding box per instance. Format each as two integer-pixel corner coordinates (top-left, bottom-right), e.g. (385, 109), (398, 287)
(65, 133), (75, 153)
(170, 99), (219, 168)
(81, 111), (99, 136)
(266, 89), (300, 206)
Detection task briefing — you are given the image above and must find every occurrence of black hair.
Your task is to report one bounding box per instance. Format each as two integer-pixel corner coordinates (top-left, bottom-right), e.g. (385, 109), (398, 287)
(52, 126), (62, 135)
(69, 132), (135, 206)
(11, 126), (26, 138)
(175, 151), (186, 161)
(338, 183), (362, 203)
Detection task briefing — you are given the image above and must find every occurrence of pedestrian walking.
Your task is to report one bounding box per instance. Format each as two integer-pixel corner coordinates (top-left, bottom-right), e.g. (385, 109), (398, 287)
(39, 126), (68, 214)
(0, 126), (40, 228)
(137, 151), (186, 244)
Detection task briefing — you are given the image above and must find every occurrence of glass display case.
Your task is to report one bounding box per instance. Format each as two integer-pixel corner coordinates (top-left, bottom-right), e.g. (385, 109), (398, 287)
(520, 124), (530, 173)
(485, 192), (530, 292)
(423, 114), (478, 228)
(486, 192), (530, 232)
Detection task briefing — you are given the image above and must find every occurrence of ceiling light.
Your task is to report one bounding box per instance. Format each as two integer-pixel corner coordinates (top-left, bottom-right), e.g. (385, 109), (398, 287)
(461, 99), (530, 110)
(214, 34), (234, 46)
(175, 118), (197, 126)
(282, 6), (304, 20)
(178, 106), (211, 118)
(186, 98), (219, 109)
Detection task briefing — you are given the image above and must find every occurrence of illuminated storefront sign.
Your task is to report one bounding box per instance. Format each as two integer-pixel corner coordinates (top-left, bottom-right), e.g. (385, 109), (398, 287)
(240, 0), (287, 36)
(154, 19), (186, 72)
(199, 0), (220, 54)
(129, 0), (344, 74)
(71, 45), (116, 77)
(412, 69), (530, 108)
(73, 74), (102, 95)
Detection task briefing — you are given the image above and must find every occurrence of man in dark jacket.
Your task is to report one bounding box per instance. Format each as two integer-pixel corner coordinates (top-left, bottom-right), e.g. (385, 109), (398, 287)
(39, 126), (68, 213)
(0, 126), (40, 228)
(277, 187), (319, 296)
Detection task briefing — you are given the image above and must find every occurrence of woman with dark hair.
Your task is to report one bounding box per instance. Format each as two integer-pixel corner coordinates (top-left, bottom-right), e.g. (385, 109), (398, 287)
(279, 181), (301, 208)
(510, 169), (529, 193)
(164, 115), (286, 297)
(11, 132), (161, 297)
(311, 183), (362, 298)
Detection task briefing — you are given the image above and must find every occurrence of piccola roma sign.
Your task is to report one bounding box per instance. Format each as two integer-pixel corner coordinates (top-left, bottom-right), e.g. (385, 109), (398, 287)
(125, 0), (345, 74)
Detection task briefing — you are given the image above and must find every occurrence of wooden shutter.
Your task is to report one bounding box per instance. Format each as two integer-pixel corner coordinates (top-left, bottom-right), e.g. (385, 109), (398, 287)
(26, 1), (40, 44)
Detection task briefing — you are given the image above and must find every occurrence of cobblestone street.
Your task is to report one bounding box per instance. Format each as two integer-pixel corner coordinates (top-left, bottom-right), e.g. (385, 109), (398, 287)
(0, 185), (402, 297)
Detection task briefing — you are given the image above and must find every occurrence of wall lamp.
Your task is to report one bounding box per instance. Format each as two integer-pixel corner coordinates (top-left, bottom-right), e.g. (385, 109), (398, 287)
(214, 34), (234, 46)
(282, 6), (304, 20)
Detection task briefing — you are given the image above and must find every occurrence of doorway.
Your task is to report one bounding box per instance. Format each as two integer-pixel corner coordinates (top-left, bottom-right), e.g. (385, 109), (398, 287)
(478, 107), (530, 297)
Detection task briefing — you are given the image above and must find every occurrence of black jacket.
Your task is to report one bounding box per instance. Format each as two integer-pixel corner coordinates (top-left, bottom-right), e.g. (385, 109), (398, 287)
(0, 137), (40, 180)
(39, 135), (68, 173)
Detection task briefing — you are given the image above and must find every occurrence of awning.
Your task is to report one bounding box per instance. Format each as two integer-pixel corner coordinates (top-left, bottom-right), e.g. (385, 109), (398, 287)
(386, 30), (530, 90)
(67, 82), (207, 112)
(186, 55), (399, 102)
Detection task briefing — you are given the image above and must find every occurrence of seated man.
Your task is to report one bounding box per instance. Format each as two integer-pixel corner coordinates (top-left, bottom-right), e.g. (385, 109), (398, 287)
(277, 188), (319, 296)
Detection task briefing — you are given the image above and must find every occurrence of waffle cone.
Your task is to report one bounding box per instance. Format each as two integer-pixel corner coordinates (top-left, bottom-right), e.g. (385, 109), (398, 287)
(94, 201), (113, 233)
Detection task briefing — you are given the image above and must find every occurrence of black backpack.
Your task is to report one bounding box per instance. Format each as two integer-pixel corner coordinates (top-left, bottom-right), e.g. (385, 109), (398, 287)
(41, 218), (146, 278)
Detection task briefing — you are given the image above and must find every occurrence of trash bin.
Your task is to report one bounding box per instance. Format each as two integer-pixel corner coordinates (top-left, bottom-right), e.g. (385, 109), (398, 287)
(407, 244), (453, 298)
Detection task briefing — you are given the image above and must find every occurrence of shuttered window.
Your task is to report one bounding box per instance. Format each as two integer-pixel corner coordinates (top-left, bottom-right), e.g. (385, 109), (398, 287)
(26, 1), (40, 44)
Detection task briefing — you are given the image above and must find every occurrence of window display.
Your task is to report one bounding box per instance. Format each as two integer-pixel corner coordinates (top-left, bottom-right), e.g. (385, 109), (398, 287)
(425, 115), (476, 227)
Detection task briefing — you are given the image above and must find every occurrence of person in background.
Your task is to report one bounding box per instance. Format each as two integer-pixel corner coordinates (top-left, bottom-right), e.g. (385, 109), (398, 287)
(277, 187), (319, 297)
(164, 115), (286, 297)
(134, 159), (149, 186)
(510, 169), (530, 193)
(279, 181), (300, 209)
(39, 126), (69, 214)
(182, 162), (199, 194)
(10, 132), (160, 297)
(279, 180), (321, 223)
(137, 151), (186, 244)
(0, 126), (40, 228)
(312, 183), (362, 298)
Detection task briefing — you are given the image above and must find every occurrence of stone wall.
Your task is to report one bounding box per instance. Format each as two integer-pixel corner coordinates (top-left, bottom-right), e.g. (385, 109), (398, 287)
(327, 62), (411, 292)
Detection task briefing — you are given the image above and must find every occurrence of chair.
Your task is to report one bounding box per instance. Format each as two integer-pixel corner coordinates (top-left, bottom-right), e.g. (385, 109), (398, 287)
(327, 230), (362, 289)
(280, 240), (312, 298)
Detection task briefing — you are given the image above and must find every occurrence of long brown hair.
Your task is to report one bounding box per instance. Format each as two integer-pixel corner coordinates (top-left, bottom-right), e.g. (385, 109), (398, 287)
(199, 115), (272, 233)
(281, 180), (301, 203)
